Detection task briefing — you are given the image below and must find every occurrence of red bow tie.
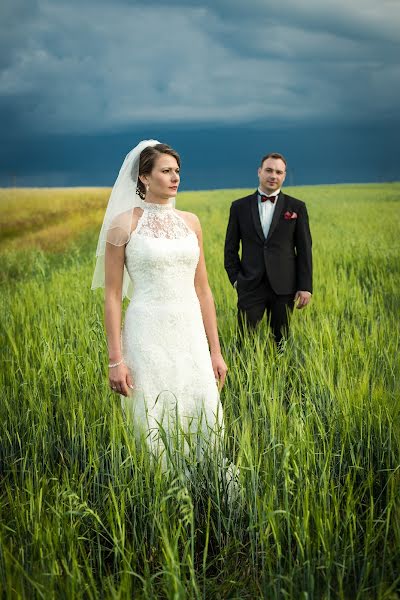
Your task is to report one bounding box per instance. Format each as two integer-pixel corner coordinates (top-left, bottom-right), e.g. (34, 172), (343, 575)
(260, 194), (276, 204)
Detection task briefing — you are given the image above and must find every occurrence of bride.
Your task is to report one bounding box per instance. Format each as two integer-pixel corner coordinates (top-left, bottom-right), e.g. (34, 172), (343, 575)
(92, 140), (228, 463)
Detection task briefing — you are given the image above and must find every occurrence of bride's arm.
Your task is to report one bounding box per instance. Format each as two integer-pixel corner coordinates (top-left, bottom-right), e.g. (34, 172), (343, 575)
(188, 213), (228, 388)
(104, 243), (133, 396)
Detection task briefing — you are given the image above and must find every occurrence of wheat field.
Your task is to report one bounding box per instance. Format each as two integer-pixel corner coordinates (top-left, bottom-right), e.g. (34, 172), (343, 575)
(0, 184), (399, 599)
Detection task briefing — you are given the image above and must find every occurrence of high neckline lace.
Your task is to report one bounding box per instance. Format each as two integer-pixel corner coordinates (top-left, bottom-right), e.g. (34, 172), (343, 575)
(133, 199), (192, 240)
(140, 199), (174, 211)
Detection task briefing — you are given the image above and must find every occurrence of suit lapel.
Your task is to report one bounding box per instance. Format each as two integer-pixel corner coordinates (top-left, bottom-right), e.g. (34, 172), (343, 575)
(250, 191), (265, 242)
(266, 191), (287, 242)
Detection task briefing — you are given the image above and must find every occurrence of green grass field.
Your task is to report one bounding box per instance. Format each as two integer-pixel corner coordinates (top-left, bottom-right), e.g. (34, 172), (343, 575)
(1, 184), (399, 599)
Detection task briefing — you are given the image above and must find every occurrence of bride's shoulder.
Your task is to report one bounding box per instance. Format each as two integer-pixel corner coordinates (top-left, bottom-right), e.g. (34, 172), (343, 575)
(130, 207), (144, 233)
(175, 209), (201, 233)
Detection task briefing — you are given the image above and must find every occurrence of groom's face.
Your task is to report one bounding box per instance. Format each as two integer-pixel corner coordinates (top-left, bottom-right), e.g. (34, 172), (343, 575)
(258, 158), (286, 194)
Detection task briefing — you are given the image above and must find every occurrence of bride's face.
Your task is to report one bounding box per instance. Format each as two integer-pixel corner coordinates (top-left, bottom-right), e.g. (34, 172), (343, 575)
(144, 154), (180, 200)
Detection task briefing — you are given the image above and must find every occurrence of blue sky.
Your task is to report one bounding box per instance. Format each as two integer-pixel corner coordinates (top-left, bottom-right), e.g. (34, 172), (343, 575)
(1, 0), (399, 189)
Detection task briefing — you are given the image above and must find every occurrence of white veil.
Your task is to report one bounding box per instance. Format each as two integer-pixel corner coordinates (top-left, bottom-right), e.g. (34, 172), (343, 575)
(91, 139), (160, 298)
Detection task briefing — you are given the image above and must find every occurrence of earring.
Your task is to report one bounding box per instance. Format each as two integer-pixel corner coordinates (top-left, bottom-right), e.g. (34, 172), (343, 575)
(146, 184), (150, 192)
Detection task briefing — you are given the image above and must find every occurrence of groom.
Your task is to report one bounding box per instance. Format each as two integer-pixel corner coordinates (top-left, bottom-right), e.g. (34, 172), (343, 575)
(224, 152), (312, 345)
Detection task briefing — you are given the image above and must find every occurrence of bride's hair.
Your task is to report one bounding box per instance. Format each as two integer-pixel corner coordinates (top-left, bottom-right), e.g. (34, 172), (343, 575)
(136, 143), (181, 199)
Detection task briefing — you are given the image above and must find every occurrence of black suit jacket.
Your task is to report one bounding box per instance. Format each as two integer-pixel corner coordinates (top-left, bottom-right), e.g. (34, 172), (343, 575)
(224, 191), (312, 308)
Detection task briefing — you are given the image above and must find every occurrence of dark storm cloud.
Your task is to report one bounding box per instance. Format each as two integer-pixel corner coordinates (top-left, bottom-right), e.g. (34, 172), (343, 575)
(1, 0), (399, 137)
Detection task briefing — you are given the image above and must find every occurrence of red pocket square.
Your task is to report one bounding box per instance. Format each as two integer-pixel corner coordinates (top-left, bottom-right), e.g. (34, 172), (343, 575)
(284, 211), (297, 220)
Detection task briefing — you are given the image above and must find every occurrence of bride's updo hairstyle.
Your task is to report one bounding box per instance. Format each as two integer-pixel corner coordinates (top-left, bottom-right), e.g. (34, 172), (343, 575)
(136, 144), (181, 199)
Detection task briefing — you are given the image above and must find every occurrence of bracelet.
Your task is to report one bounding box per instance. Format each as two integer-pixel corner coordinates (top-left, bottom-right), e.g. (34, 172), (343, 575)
(108, 359), (124, 368)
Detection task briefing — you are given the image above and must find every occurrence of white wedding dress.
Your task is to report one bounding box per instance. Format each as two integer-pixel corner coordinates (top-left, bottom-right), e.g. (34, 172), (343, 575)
(120, 200), (224, 461)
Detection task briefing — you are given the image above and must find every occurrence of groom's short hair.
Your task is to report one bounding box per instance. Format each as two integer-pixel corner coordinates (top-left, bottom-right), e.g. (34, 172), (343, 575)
(260, 152), (287, 168)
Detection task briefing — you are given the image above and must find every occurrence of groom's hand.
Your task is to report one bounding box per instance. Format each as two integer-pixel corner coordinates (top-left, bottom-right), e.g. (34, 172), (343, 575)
(294, 291), (312, 309)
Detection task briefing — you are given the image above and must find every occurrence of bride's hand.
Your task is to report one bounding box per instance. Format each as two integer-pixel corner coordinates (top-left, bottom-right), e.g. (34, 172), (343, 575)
(211, 351), (228, 390)
(109, 363), (134, 397)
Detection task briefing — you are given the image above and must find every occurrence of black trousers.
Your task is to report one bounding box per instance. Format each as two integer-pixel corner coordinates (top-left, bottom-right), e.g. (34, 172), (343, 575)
(238, 284), (294, 345)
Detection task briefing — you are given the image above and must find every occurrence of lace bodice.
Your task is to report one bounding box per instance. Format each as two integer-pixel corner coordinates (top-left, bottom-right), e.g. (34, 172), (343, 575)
(134, 200), (193, 239)
(124, 201), (199, 305)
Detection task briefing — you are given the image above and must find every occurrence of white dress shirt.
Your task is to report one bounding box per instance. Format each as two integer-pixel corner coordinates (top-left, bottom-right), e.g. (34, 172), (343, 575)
(258, 187), (281, 239)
